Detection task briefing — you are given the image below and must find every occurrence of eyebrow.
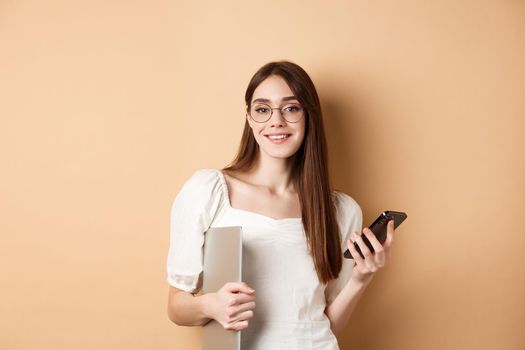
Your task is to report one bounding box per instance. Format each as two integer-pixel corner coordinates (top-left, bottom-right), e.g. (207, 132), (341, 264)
(252, 96), (299, 104)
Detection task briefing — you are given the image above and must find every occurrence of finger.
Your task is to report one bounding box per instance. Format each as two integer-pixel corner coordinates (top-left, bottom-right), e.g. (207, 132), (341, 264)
(236, 320), (249, 331)
(355, 230), (381, 272)
(234, 301), (256, 314)
(363, 228), (385, 266)
(227, 292), (256, 306)
(347, 237), (369, 274)
(226, 301), (254, 319)
(384, 220), (395, 247)
(364, 257), (378, 273)
(363, 228), (384, 254)
(229, 320), (248, 331)
(355, 231), (373, 259)
(232, 292), (256, 305)
(232, 309), (255, 323)
(347, 232), (364, 263)
(227, 282), (255, 295)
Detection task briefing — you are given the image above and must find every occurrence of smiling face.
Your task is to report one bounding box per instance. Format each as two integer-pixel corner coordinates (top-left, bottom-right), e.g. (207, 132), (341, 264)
(246, 75), (306, 161)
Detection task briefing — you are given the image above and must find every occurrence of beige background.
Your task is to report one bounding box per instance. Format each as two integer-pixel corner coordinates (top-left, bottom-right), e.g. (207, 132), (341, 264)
(1, 0), (524, 349)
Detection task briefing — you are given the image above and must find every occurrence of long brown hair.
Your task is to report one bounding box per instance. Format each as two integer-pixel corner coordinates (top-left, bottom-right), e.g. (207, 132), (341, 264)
(222, 61), (342, 284)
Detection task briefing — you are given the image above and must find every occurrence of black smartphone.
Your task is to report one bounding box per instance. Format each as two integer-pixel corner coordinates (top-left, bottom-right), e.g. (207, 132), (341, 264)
(343, 210), (407, 259)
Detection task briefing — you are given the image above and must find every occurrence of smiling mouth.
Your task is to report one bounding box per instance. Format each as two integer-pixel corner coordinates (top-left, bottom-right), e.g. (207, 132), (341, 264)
(265, 134), (291, 140)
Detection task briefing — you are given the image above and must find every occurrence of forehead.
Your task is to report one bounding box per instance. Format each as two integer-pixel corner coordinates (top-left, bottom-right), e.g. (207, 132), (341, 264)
(251, 75), (297, 104)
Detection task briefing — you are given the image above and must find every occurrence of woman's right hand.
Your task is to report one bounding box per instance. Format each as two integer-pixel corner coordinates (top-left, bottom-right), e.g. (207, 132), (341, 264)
(206, 282), (256, 331)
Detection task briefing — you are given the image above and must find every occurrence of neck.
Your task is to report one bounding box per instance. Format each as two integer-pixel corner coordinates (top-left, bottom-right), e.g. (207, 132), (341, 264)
(247, 152), (295, 195)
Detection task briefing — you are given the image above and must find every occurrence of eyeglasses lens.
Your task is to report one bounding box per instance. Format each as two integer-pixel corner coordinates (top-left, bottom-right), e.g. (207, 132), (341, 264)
(249, 103), (304, 123)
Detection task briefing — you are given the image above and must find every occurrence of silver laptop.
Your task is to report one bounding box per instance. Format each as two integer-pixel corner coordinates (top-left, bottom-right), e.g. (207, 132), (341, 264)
(202, 226), (243, 350)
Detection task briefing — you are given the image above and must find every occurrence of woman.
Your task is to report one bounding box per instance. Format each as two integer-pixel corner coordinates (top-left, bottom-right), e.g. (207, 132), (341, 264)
(166, 61), (395, 349)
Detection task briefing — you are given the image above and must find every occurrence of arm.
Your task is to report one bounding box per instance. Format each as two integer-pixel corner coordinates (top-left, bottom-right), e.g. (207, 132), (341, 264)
(324, 275), (373, 336)
(167, 282), (256, 330)
(167, 286), (213, 326)
(325, 220), (395, 336)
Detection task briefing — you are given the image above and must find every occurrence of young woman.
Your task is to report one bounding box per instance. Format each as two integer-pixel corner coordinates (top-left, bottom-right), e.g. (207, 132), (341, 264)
(166, 61), (395, 349)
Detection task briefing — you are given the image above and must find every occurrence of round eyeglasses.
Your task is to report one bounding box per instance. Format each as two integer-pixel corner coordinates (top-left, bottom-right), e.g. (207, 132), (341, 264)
(247, 103), (305, 123)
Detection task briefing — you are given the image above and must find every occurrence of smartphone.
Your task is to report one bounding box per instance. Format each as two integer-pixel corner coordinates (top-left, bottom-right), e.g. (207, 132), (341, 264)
(343, 210), (407, 259)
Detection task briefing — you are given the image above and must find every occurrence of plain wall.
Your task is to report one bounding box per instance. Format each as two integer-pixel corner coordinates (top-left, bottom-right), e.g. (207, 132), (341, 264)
(1, 0), (524, 349)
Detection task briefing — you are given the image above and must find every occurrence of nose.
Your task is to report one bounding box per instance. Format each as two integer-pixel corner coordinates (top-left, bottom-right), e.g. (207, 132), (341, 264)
(269, 108), (287, 126)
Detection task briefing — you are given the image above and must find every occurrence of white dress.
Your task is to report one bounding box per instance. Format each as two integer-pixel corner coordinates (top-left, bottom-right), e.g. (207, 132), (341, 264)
(167, 169), (363, 350)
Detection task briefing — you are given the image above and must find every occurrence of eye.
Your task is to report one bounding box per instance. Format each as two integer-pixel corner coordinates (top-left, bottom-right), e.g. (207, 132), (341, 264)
(255, 107), (269, 114)
(283, 104), (302, 112)
(252, 104), (271, 114)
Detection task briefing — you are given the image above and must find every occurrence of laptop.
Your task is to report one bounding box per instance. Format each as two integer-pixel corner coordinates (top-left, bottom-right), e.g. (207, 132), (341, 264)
(202, 226), (243, 350)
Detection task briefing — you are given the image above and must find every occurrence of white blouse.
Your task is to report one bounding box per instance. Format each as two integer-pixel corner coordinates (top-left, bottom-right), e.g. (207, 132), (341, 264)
(167, 169), (362, 350)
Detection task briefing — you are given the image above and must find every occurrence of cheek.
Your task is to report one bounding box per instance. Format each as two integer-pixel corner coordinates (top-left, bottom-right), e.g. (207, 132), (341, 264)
(297, 122), (306, 140)
(250, 124), (263, 136)
(246, 118), (258, 135)
(249, 125), (265, 143)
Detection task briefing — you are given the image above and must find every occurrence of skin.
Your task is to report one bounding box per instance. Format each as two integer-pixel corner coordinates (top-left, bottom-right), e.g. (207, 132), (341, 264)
(222, 74), (305, 220)
(167, 74), (396, 335)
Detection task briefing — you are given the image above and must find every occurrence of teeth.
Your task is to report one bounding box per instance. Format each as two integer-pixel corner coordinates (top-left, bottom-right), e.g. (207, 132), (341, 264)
(268, 134), (290, 140)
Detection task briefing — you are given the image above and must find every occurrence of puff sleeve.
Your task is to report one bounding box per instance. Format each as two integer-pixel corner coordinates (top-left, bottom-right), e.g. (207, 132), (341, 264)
(166, 169), (224, 293)
(324, 191), (363, 306)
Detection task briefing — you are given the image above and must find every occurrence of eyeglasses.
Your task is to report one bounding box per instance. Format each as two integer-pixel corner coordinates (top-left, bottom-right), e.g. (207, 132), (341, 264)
(247, 103), (305, 123)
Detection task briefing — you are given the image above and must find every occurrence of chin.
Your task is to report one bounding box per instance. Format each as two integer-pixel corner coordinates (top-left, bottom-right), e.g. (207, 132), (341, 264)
(254, 135), (303, 158)
(261, 147), (301, 160)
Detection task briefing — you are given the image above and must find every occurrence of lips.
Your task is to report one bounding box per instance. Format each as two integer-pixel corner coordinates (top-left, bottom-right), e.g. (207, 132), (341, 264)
(266, 134), (290, 139)
(264, 133), (292, 143)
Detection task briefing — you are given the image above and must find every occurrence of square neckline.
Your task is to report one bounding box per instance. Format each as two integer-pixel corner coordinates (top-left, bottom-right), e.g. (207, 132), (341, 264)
(215, 169), (303, 223)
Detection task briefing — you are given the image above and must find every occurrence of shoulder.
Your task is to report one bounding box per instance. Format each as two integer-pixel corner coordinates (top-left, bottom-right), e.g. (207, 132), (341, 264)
(332, 190), (361, 216)
(181, 168), (222, 190)
(186, 168), (221, 183)
(174, 168), (224, 203)
(331, 190), (363, 233)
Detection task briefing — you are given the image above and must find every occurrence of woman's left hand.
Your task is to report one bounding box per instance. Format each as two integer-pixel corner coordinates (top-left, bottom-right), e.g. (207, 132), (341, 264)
(346, 220), (395, 284)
